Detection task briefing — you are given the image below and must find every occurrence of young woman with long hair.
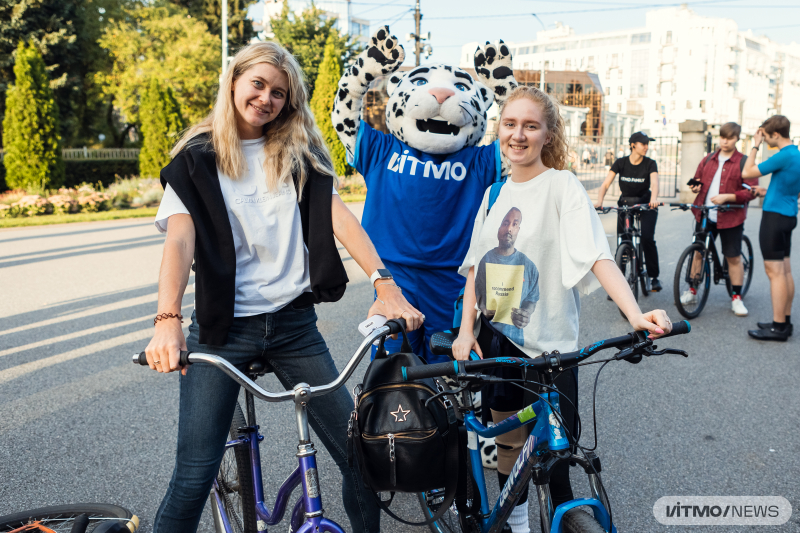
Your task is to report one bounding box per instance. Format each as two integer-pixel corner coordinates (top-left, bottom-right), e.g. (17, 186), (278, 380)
(452, 86), (673, 532)
(145, 41), (422, 533)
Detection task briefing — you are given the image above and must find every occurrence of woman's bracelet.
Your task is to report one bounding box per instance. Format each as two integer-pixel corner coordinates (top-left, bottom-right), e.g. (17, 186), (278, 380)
(375, 281), (401, 291)
(154, 312), (184, 326)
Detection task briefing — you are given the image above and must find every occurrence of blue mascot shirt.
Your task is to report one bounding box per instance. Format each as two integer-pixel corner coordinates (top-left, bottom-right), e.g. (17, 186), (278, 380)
(350, 121), (501, 268)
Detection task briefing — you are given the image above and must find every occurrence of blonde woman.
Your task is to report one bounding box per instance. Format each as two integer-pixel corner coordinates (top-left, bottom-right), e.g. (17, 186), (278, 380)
(145, 42), (422, 533)
(452, 86), (672, 533)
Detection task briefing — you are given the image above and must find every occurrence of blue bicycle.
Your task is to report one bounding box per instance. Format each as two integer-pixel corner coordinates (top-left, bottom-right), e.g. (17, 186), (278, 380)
(406, 321), (692, 533)
(134, 320), (406, 533)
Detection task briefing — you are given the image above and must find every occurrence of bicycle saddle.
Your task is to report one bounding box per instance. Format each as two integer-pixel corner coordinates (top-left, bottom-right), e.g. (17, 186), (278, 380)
(245, 357), (274, 377)
(430, 329), (459, 357)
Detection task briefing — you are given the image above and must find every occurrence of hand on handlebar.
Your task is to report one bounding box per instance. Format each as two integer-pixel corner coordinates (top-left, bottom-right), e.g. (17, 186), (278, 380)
(368, 283), (424, 331)
(628, 309), (672, 339)
(648, 200), (662, 209)
(452, 330), (483, 361)
(145, 320), (188, 375)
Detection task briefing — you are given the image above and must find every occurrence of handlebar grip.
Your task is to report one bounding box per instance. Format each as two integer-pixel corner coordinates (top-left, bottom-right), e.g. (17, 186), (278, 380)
(660, 320), (691, 339)
(403, 361), (459, 381)
(385, 317), (407, 334)
(133, 350), (192, 366)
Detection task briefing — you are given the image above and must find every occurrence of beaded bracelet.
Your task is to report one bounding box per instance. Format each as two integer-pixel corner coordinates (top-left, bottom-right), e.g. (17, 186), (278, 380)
(154, 312), (184, 326)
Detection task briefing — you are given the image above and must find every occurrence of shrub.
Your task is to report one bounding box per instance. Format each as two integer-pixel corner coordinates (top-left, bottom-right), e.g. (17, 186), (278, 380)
(2, 42), (64, 191)
(310, 35), (350, 178)
(63, 159), (139, 188)
(139, 77), (184, 178)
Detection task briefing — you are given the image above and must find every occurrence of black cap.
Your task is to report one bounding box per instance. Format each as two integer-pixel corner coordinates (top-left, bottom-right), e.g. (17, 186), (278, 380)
(629, 131), (655, 144)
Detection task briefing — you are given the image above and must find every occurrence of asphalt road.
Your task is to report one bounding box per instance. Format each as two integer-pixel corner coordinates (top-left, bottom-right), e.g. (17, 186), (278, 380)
(0, 204), (797, 532)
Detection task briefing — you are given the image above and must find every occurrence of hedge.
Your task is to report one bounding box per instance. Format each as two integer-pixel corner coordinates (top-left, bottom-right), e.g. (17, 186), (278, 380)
(1, 159), (140, 192)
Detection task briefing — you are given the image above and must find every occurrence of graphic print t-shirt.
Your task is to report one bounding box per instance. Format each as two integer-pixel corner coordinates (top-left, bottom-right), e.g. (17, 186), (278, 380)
(475, 249), (539, 346)
(459, 170), (614, 357)
(350, 121), (501, 268)
(610, 156), (658, 202)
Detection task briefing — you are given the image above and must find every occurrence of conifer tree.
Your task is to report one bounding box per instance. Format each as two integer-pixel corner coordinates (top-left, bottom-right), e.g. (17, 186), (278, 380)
(310, 36), (349, 177)
(139, 77), (185, 178)
(2, 41), (63, 191)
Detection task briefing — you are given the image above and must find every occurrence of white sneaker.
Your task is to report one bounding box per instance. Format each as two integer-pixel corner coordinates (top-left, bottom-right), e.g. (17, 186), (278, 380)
(731, 296), (748, 316)
(680, 289), (697, 305)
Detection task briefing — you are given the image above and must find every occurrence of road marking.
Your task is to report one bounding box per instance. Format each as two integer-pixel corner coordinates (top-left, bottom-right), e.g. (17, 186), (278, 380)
(0, 304), (193, 358)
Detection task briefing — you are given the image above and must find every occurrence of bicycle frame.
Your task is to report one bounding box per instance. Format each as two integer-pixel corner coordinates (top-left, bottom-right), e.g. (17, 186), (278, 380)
(211, 385), (345, 533)
(460, 392), (616, 533)
(691, 210), (726, 283)
(616, 207), (648, 286)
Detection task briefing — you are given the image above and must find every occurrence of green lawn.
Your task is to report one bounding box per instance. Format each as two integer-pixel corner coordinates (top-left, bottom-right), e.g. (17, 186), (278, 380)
(0, 207), (160, 228)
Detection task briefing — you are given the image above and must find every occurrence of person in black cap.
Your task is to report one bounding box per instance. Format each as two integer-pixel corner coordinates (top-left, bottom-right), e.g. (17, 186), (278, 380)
(594, 131), (663, 292)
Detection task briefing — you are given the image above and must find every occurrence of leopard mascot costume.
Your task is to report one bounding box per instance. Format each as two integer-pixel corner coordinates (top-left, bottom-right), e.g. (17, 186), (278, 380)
(332, 27), (517, 372)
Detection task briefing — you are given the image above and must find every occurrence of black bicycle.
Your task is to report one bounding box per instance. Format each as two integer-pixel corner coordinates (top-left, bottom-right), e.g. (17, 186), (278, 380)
(670, 203), (754, 318)
(596, 204), (659, 317)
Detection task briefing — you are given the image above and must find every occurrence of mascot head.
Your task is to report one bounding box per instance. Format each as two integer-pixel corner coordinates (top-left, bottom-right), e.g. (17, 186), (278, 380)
(384, 65), (494, 155)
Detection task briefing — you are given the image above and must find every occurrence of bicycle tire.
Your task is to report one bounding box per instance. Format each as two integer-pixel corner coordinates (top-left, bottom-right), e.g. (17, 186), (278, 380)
(417, 491), (469, 533)
(212, 402), (258, 533)
(0, 503), (136, 532)
(561, 509), (608, 533)
(674, 243), (711, 319)
(725, 235), (754, 298)
(615, 243), (638, 318)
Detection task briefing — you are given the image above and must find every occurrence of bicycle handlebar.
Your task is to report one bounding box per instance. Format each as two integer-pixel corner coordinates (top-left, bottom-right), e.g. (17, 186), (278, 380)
(668, 203), (746, 210)
(133, 318), (408, 402)
(595, 203), (662, 214)
(403, 320), (690, 381)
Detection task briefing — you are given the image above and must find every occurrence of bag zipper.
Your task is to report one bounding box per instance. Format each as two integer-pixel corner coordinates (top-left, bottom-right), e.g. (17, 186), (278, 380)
(362, 429), (437, 440)
(358, 383), (440, 404)
(388, 433), (396, 486)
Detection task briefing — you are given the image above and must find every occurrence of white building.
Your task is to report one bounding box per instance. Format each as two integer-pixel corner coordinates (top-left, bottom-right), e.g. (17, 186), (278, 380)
(461, 6), (800, 138)
(250, 0), (370, 45)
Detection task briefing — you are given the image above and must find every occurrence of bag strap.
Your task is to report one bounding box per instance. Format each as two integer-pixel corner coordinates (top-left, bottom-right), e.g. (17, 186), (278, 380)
(374, 323), (413, 358)
(365, 406), (462, 526)
(486, 180), (505, 216)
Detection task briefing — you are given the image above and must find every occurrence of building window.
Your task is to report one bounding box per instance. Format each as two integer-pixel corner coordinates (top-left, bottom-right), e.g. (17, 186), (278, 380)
(686, 100), (692, 109)
(630, 49), (649, 98)
(617, 69), (623, 80)
(618, 86), (623, 95)
(655, 101), (661, 111)
(670, 100), (676, 111)
(605, 87), (610, 96)
(631, 32), (652, 44)
(700, 100), (706, 112)
(565, 58), (572, 69)
(587, 56), (595, 69)
(666, 31), (672, 44)
(617, 103), (622, 112)
(611, 54), (619, 68)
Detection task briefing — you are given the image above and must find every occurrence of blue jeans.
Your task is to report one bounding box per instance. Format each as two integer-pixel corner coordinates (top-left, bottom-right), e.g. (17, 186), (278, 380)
(153, 304), (380, 533)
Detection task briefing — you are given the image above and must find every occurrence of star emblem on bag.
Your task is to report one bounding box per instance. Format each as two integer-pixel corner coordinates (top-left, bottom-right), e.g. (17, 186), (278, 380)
(390, 404), (411, 423)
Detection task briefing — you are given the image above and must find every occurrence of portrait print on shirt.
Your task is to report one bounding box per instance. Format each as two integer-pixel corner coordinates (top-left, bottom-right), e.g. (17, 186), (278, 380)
(475, 207), (540, 346)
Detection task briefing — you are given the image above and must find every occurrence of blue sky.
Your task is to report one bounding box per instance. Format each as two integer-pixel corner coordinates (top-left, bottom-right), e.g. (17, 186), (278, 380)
(289, 0), (800, 67)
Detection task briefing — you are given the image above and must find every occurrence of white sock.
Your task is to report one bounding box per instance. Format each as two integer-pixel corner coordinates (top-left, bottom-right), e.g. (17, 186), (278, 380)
(507, 501), (530, 533)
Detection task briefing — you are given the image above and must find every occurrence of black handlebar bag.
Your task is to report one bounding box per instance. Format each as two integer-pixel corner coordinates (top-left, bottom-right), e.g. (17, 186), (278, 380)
(347, 328), (462, 525)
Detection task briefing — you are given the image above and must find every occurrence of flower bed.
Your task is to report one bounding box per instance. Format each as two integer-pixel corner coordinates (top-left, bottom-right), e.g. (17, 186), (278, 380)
(0, 178), (163, 218)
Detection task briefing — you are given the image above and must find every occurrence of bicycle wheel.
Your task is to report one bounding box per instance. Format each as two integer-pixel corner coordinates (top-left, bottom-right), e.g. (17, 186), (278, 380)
(0, 503), (136, 532)
(212, 402), (258, 533)
(725, 235), (754, 297)
(615, 243), (638, 318)
(673, 243), (711, 319)
(561, 509), (607, 533)
(417, 491), (462, 533)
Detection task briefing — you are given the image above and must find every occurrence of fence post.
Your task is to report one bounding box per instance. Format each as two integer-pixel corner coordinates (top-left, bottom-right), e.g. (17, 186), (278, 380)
(678, 120), (707, 204)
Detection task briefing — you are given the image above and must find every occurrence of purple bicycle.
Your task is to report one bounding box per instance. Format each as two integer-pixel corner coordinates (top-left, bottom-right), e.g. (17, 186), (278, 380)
(133, 319), (407, 533)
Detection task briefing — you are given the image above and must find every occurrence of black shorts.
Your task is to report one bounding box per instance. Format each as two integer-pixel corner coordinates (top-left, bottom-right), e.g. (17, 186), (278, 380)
(759, 211), (797, 261)
(696, 220), (743, 258)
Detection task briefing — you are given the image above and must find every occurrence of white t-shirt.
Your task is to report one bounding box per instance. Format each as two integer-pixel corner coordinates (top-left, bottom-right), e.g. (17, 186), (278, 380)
(155, 137), (338, 316)
(705, 153), (730, 223)
(459, 169), (614, 358)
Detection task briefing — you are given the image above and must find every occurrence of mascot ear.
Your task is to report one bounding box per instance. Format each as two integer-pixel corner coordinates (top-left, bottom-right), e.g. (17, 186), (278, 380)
(386, 72), (406, 97)
(475, 81), (495, 112)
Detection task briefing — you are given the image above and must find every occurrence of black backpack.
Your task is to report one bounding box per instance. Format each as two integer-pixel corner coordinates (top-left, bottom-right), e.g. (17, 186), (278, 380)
(347, 329), (463, 525)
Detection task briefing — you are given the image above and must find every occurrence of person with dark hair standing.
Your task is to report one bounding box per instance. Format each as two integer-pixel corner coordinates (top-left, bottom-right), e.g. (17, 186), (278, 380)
(594, 132), (663, 292)
(741, 115), (800, 341)
(683, 122), (758, 316)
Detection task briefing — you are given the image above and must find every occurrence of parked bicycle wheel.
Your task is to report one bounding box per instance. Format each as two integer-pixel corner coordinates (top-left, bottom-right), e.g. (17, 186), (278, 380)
(615, 242), (638, 318)
(725, 235), (754, 298)
(0, 503), (137, 532)
(561, 509), (608, 533)
(211, 402), (258, 533)
(674, 243), (711, 318)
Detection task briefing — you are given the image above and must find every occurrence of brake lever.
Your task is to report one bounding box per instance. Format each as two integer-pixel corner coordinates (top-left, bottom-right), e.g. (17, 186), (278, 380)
(648, 347), (689, 357)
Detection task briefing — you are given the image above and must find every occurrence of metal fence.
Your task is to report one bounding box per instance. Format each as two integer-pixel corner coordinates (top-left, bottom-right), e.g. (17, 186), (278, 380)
(566, 136), (681, 201)
(0, 148), (140, 162)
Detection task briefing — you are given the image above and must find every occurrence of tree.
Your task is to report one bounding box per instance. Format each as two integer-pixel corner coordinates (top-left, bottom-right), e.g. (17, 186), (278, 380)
(270, 1), (360, 97)
(3, 42), (63, 191)
(310, 36), (349, 177)
(0, 0), (136, 146)
(169, 0), (258, 49)
(97, 3), (220, 142)
(139, 78), (185, 178)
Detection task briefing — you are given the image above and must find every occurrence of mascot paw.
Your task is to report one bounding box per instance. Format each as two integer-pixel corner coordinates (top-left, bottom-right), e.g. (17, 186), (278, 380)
(361, 25), (405, 77)
(479, 433), (498, 470)
(474, 40), (517, 99)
